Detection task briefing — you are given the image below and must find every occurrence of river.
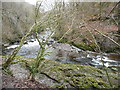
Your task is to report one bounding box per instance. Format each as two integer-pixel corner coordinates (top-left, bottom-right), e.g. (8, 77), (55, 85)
(3, 30), (120, 68)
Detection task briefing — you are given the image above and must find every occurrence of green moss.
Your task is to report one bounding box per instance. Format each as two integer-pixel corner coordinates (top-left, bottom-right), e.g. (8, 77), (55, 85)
(52, 84), (67, 88)
(67, 40), (96, 51)
(52, 36), (68, 43)
(38, 60), (119, 88)
(57, 38), (68, 43)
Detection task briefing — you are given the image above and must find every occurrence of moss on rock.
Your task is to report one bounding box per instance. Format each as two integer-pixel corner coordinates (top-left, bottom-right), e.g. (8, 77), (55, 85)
(70, 41), (96, 51)
(38, 60), (119, 88)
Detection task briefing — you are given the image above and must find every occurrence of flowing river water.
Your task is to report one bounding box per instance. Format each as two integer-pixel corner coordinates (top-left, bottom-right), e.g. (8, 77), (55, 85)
(3, 31), (120, 68)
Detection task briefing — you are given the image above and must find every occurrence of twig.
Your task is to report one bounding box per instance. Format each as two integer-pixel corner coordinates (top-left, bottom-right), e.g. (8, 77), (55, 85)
(107, 2), (120, 17)
(46, 16), (76, 50)
(40, 72), (60, 83)
(94, 29), (120, 47)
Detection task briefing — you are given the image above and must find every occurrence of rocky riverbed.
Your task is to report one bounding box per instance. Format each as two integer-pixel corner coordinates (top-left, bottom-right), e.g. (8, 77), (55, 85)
(2, 30), (120, 88)
(3, 31), (120, 68)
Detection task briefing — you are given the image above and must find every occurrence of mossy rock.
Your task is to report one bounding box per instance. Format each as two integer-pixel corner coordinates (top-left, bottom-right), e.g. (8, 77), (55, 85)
(38, 60), (119, 88)
(68, 41), (96, 51)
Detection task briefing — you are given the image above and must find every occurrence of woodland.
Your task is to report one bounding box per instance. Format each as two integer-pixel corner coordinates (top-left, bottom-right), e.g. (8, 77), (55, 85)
(1, 1), (120, 89)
